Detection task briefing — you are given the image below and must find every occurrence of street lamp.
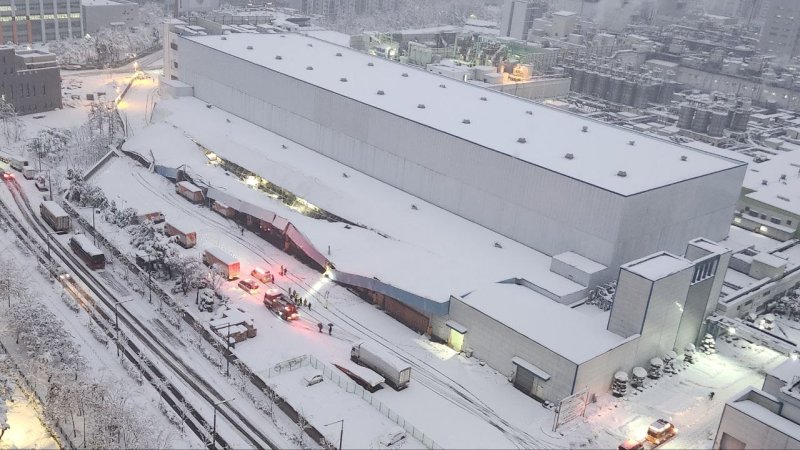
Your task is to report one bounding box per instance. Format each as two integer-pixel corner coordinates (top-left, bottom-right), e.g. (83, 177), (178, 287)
(211, 397), (234, 449)
(114, 299), (133, 356)
(324, 419), (344, 450)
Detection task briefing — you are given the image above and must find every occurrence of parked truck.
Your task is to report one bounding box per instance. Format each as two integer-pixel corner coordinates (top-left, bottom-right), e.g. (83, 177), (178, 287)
(10, 157), (29, 172)
(164, 221), (197, 248)
(203, 247), (240, 280)
(350, 341), (411, 390)
(176, 181), (204, 203)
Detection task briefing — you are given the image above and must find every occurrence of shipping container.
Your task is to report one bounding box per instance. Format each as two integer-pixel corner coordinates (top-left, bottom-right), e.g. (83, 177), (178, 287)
(164, 221), (197, 248)
(212, 200), (236, 218)
(70, 235), (105, 270)
(351, 341), (411, 390)
(10, 158), (29, 172)
(203, 247), (240, 280)
(137, 211), (165, 224)
(176, 181), (204, 203)
(40, 201), (70, 233)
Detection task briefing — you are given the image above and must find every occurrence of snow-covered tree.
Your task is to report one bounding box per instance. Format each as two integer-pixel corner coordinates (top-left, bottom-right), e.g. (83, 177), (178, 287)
(0, 374), (11, 442)
(649, 358), (664, 379)
(67, 175), (109, 210)
(0, 257), (30, 308)
(684, 343), (696, 364)
(612, 371), (628, 397)
(0, 99), (24, 142)
(631, 367), (647, 389)
(663, 351), (678, 375)
(700, 334), (716, 355)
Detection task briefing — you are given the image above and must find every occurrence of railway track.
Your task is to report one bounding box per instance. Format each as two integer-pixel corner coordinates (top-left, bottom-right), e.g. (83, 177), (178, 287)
(0, 178), (277, 449)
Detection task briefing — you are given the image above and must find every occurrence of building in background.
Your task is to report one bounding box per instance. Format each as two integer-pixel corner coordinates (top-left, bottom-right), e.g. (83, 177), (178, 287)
(0, 0), (83, 43)
(81, 0), (137, 35)
(714, 359), (800, 449)
(500, 0), (545, 40)
(0, 46), (62, 114)
(758, 0), (800, 62)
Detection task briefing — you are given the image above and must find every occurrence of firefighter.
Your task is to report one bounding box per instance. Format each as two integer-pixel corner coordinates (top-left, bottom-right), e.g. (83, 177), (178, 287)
(317, 322), (323, 333)
(709, 391), (715, 400)
(328, 323), (333, 335)
(280, 265), (284, 276)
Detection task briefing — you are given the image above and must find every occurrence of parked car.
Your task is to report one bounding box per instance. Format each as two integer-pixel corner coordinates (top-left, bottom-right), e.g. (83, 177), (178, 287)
(646, 419), (677, 446)
(304, 373), (323, 386)
(251, 267), (273, 284)
(238, 279), (259, 294)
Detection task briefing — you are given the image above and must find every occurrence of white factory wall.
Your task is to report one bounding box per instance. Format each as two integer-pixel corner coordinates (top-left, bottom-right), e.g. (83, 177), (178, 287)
(446, 297), (579, 404)
(175, 37), (744, 278)
(573, 338), (639, 399)
(714, 397), (800, 450)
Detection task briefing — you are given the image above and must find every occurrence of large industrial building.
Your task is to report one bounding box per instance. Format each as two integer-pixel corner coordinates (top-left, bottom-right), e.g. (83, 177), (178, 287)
(0, 0), (82, 43)
(165, 31), (746, 286)
(0, 46), (61, 114)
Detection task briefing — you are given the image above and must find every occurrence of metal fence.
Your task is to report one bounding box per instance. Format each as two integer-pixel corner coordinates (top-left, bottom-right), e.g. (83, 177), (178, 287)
(266, 354), (441, 449)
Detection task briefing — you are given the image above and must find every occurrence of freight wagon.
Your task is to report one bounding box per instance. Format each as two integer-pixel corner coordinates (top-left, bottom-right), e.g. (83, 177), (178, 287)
(203, 247), (240, 280)
(211, 200), (236, 218)
(351, 341), (411, 390)
(164, 221), (197, 248)
(40, 201), (70, 233)
(176, 181), (204, 203)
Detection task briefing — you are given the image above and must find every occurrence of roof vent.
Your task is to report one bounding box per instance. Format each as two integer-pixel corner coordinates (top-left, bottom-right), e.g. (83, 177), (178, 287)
(462, 119), (471, 124)
(780, 173), (787, 180)
(367, 62), (374, 67)
(439, 84), (446, 88)
(517, 137), (527, 143)
(680, 155), (688, 161)
(377, 90), (385, 95)
(221, 36), (227, 40)
(565, 153), (574, 159)
(480, 96), (487, 101)
(525, 110), (533, 115)
(340, 77), (348, 82)
(275, 55), (282, 60)
(628, 140), (635, 146)
(581, 125), (589, 133)
(336, 52), (342, 56)
(417, 104), (426, 109)
(401, 72), (409, 77)
(246, 45), (254, 50)
(617, 170), (628, 178)
(307, 43), (313, 47)
(762, 179), (768, 185)
(306, 66), (313, 70)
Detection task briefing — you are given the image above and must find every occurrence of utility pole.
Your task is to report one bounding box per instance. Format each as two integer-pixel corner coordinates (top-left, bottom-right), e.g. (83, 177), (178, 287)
(212, 398), (234, 450)
(324, 419), (344, 450)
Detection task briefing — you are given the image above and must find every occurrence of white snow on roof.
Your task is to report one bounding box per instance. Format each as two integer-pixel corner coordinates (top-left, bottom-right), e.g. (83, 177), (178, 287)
(622, 252), (692, 280)
(205, 247), (238, 265)
(460, 283), (628, 364)
(743, 150), (800, 191)
(745, 181), (800, 216)
(42, 200), (67, 218)
(177, 180), (202, 193)
(729, 393), (800, 440)
(753, 252), (788, 268)
(768, 359), (800, 385)
(132, 97), (582, 302)
(71, 234), (103, 257)
(552, 251), (606, 274)
(181, 32), (743, 196)
(300, 30), (351, 47)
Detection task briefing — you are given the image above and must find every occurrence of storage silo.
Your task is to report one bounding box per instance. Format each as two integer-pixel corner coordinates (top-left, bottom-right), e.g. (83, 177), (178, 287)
(691, 108), (711, 133)
(621, 80), (636, 105)
(609, 77), (624, 103)
(730, 108), (751, 131)
(583, 71), (598, 95)
(708, 110), (728, 137)
(595, 73), (611, 98)
(633, 83), (649, 108)
(571, 67), (585, 92)
(677, 103), (696, 129)
(766, 98), (778, 114)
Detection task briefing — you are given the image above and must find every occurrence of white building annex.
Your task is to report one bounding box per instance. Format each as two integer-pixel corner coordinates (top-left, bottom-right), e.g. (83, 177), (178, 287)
(164, 31), (747, 284)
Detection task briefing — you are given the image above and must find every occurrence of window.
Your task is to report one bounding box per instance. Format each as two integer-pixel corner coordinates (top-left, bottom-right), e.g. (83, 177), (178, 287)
(749, 211), (759, 217)
(760, 214), (767, 219)
(173, 61), (178, 69)
(788, 219), (793, 226)
(771, 217), (782, 224)
(170, 42), (178, 50)
(744, 206), (750, 211)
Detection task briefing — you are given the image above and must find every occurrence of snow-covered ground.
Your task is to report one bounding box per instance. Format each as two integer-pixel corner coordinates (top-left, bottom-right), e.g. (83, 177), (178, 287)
(0, 382), (58, 450)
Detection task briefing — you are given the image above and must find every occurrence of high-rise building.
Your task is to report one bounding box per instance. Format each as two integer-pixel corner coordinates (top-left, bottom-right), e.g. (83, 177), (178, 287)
(500, 0), (545, 40)
(0, 0), (83, 44)
(0, 46), (62, 114)
(759, 0), (800, 62)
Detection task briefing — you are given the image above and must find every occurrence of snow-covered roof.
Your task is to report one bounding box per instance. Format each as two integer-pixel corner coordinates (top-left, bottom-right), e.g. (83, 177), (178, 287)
(729, 389), (800, 440)
(621, 252), (692, 280)
(300, 30), (351, 47)
(752, 252), (788, 268)
(459, 283), (628, 364)
(768, 359), (800, 385)
(552, 251), (606, 274)
(130, 97), (583, 303)
(204, 247), (238, 265)
(71, 234), (103, 257)
(177, 180), (202, 193)
(745, 180), (800, 216)
(42, 200), (68, 218)
(742, 150), (800, 192)
(181, 32), (744, 196)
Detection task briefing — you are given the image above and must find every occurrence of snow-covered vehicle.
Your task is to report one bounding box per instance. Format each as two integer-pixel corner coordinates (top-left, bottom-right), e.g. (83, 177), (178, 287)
(34, 175), (48, 191)
(379, 428), (407, 447)
(645, 419), (677, 447)
(238, 279), (259, 294)
(263, 289), (298, 320)
(202, 247), (240, 280)
(251, 267), (273, 284)
(22, 167), (37, 180)
(164, 221), (197, 248)
(303, 373), (323, 386)
(618, 439), (644, 450)
(176, 181), (204, 203)
(351, 341), (411, 390)
(9, 157), (29, 172)
(137, 211), (165, 224)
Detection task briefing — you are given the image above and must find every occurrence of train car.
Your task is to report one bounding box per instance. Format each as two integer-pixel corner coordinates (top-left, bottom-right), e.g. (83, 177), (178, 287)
(211, 200), (236, 218)
(70, 235), (105, 270)
(176, 181), (204, 204)
(164, 221), (197, 248)
(202, 247), (240, 280)
(9, 157), (29, 172)
(137, 211), (165, 224)
(40, 201), (71, 233)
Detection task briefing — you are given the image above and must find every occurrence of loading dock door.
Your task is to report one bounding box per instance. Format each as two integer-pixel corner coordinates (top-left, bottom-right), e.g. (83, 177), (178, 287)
(512, 357), (550, 401)
(448, 328), (464, 352)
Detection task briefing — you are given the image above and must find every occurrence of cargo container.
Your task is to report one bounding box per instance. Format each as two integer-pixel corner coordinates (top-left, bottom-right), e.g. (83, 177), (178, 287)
(137, 211), (165, 224)
(40, 201), (70, 233)
(10, 157), (29, 172)
(351, 341), (411, 390)
(203, 247), (240, 280)
(176, 181), (204, 203)
(164, 221), (197, 248)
